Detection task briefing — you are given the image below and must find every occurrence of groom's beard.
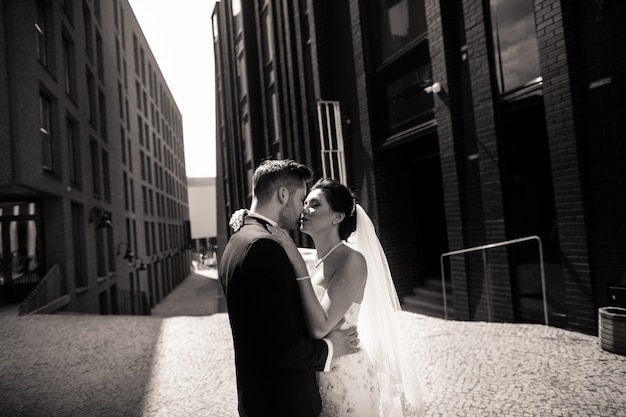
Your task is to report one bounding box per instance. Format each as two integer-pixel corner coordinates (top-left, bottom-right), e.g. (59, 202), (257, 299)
(278, 200), (299, 230)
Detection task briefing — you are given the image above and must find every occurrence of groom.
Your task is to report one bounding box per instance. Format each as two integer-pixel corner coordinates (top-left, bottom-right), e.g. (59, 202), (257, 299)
(219, 159), (359, 417)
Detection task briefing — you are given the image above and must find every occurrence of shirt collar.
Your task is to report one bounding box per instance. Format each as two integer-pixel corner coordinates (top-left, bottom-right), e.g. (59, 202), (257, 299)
(247, 212), (278, 227)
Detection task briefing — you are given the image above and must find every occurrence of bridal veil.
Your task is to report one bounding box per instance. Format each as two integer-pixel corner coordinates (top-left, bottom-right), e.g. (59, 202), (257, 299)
(346, 204), (424, 417)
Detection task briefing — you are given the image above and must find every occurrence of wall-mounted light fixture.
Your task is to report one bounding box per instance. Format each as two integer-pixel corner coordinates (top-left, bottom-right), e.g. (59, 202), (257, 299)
(134, 258), (147, 271)
(89, 206), (112, 228)
(116, 242), (135, 265)
(424, 82), (442, 94)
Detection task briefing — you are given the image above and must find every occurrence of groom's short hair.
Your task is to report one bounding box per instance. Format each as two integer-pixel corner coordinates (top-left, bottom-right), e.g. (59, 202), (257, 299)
(253, 159), (313, 204)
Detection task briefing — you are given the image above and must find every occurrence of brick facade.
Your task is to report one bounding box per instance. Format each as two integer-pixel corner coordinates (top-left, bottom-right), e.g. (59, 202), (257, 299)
(213, 0), (625, 334)
(0, 0), (191, 314)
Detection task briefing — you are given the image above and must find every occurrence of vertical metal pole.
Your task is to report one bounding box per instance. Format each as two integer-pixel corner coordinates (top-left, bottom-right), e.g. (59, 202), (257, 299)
(440, 255), (448, 320)
(537, 238), (549, 325)
(483, 249), (493, 321)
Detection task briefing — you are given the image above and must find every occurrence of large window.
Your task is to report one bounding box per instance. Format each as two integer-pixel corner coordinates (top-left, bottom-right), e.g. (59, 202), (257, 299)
(67, 118), (80, 185)
(62, 34), (76, 97)
(102, 150), (111, 201)
(90, 138), (101, 196)
(372, 43), (434, 140)
(86, 69), (97, 125)
(96, 30), (104, 78)
(374, 0), (426, 64)
(98, 90), (107, 141)
(367, 0), (432, 142)
(386, 62), (433, 133)
(71, 203), (87, 288)
(489, 0), (541, 94)
(83, 1), (93, 59)
(39, 94), (54, 170)
(35, 0), (48, 65)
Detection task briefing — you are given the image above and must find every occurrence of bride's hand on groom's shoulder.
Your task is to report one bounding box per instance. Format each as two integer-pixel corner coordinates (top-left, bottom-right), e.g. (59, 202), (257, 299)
(229, 208), (249, 233)
(266, 225), (297, 251)
(267, 226), (309, 277)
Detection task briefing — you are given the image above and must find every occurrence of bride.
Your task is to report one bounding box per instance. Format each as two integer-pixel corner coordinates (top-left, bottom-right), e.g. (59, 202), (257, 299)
(232, 178), (423, 416)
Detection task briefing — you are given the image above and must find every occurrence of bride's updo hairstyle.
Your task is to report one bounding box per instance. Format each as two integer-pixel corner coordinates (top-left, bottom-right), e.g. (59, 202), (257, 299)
(310, 178), (357, 240)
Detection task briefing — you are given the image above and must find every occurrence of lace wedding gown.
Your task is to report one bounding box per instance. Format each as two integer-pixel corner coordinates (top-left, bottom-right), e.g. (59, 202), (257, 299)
(315, 287), (381, 417)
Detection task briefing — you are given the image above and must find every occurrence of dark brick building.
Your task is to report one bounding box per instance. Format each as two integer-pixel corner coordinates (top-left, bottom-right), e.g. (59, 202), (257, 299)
(212, 0), (625, 334)
(0, 0), (191, 314)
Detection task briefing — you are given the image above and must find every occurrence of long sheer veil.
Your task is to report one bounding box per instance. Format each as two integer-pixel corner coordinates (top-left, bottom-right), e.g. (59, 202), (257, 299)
(346, 204), (424, 417)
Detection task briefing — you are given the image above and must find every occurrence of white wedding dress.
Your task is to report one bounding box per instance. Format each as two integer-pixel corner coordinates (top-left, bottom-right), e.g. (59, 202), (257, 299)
(315, 286), (381, 417)
(313, 205), (424, 417)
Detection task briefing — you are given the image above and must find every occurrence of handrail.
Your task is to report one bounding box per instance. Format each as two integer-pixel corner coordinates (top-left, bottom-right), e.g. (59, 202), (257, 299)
(18, 264), (65, 315)
(440, 235), (548, 325)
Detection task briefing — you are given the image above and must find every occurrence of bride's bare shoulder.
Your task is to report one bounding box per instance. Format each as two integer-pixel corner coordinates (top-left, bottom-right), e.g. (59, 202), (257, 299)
(337, 244), (366, 273)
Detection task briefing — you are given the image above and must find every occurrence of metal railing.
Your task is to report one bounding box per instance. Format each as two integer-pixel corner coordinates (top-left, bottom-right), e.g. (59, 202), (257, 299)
(440, 235), (548, 325)
(19, 264), (66, 316)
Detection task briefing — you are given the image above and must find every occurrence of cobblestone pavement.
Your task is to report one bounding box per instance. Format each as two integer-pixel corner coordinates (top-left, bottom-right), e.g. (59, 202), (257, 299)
(1, 273), (625, 416)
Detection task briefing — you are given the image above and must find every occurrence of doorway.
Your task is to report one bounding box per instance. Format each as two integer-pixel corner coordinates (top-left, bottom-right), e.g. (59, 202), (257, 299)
(0, 202), (43, 301)
(498, 93), (566, 324)
(377, 135), (448, 295)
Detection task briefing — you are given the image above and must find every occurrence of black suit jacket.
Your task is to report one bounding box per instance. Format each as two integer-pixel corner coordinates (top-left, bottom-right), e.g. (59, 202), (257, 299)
(219, 217), (329, 417)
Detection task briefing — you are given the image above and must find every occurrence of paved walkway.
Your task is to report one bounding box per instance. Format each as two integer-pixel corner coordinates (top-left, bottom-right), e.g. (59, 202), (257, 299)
(0, 270), (625, 416)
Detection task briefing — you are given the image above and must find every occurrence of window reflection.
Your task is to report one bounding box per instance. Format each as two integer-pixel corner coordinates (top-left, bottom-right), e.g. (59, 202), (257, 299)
(386, 65), (433, 133)
(379, 0), (426, 62)
(490, 0), (541, 94)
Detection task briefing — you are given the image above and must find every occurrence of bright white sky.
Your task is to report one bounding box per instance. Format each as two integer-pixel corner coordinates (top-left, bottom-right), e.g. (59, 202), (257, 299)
(127, 0), (217, 178)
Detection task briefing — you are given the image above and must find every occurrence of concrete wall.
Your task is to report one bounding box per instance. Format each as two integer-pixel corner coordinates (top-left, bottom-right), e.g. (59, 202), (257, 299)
(187, 177), (217, 240)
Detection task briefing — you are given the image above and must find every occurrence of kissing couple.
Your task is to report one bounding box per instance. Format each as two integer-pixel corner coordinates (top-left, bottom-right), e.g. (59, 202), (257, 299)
(219, 159), (423, 416)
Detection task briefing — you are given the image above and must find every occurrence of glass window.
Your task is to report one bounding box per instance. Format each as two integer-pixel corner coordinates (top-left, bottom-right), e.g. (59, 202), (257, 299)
(489, 0), (541, 94)
(123, 171), (129, 210)
(63, 35), (76, 97)
(261, 7), (274, 65)
(96, 31), (104, 78)
(67, 118), (80, 185)
(140, 150), (145, 180)
(236, 52), (248, 101)
(133, 34), (139, 74)
(120, 127), (126, 164)
(83, 1), (93, 59)
(87, 69), (97, 125)
(35, 1), (48, 65)
(93, 0), (101, 22)
(95, 225), (106, 277)
(232, 0), (243, 33)
(71, 203), (87, 288)
(61, 0), (74, 22)
(102, 150), (111, 201)
(98, 90), (107, 141)
(39, 94), (53, 170)
(377, 0), (426, 62)
(242, 117), (252, 162)
(270, 91), (280, 143)
(90, 139), (101, 196)
(385, 63), (433, 133)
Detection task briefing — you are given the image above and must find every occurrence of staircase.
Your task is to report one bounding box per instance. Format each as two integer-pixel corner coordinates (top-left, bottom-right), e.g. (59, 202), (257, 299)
(402, 278), (454, 319)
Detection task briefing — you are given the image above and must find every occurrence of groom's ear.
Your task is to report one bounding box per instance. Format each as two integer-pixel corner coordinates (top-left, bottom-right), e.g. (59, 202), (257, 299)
(277, 187), (289, 204)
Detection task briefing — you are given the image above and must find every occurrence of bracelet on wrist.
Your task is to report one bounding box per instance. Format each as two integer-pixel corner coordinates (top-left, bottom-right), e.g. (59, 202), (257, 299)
(295, 275), (310, 281)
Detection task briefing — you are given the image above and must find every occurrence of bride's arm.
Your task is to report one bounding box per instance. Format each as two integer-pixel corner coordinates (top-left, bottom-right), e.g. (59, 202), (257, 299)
(268, 226), (366, 339)
(312, 254), (366, 338)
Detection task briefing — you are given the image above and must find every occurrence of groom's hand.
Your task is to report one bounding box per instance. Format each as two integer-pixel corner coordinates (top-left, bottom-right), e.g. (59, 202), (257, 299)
(326, 326), (360, 358)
